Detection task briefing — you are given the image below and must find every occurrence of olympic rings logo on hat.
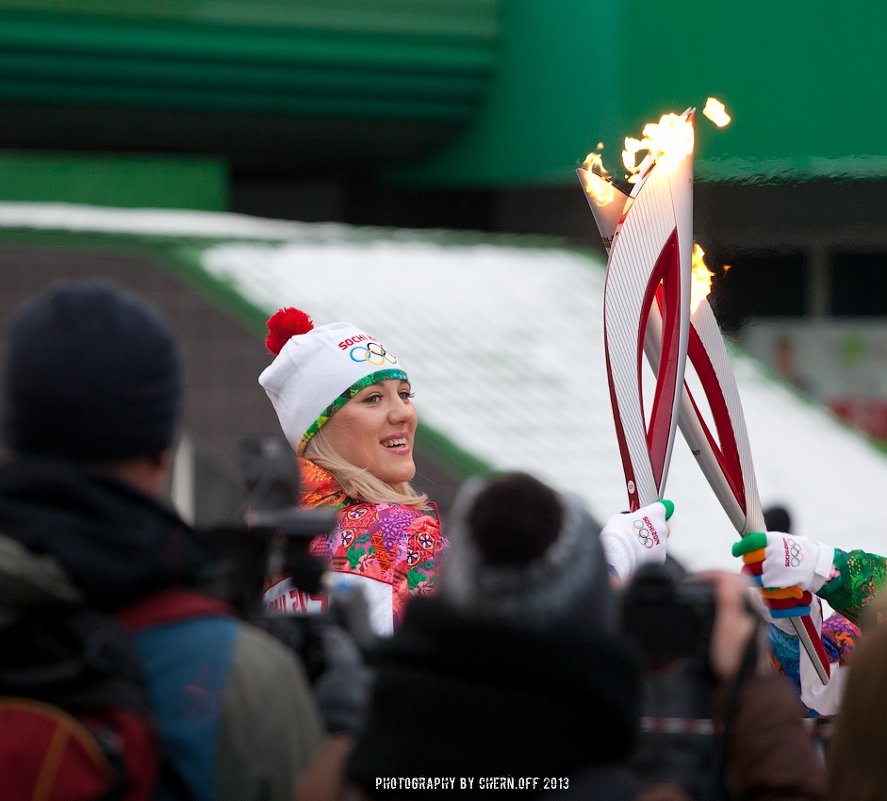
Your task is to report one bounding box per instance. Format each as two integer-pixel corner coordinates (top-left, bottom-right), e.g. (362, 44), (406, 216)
(633, 518), (655, 549)
(349, 341), (398, 366)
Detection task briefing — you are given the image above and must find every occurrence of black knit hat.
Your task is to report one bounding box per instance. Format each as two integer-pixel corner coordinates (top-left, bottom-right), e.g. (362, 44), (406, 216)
(440, 471), (616, 634)
(1, 279), (184, 461)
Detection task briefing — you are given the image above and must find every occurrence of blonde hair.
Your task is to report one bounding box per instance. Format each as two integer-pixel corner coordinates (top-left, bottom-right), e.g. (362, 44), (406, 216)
(304, 426), (429, 509)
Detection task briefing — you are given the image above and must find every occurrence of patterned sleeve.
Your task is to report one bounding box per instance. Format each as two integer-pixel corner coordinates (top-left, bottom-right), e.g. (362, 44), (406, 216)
(817, 548), (887, 625)
(821, 612), (860, 666)
(768, 611), (861, 717)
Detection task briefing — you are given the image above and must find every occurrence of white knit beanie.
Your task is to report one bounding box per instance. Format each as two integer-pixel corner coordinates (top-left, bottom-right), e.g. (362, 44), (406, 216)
(258, 307), (408, 453)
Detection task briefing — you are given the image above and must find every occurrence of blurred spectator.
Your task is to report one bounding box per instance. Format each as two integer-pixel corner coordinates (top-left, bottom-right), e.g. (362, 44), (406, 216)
(0, 279), (323, 801)
(763, 504), (793, 534)
(297, 472), (823, 800)
(826, 615), (887, 800)
(772, 335), (815, 397)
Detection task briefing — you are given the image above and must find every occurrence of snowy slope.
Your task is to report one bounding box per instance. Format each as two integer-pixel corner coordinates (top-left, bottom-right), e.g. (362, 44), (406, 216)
(0, 202), (884, 572)
(198, 236), (887, 573)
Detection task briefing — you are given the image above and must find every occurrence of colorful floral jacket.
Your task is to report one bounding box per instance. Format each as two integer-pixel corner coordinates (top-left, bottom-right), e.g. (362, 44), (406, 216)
(264, 458), (445, 635)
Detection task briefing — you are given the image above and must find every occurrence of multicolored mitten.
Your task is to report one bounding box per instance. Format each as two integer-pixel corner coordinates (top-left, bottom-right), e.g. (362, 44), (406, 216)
(733, 531), (835, 590)
(762, 589), (814, 619)
(733, 531), (835, 618)
(600, 499), (673, 581)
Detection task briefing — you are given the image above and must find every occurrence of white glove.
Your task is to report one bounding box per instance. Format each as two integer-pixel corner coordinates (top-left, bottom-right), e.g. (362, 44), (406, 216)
(749, 532), (835, 593)
(600, 499), (673, 581)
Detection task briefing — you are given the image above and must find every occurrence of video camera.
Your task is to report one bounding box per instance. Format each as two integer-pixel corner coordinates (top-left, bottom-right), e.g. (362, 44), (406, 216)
(202, 435), (360, 683)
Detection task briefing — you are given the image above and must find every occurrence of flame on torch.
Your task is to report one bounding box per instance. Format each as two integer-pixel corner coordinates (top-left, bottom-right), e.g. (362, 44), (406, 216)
(690, 243), (716, 312)
(579, 100), (733, 310)
(584, 96), (729, 192)
(622, 112), (695, 184)
(702, 97), (731, 128)
(580, 144), (616, 207)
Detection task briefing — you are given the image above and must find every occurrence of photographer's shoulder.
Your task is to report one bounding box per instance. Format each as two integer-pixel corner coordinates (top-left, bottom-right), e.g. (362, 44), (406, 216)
(217, 621), (326, 801)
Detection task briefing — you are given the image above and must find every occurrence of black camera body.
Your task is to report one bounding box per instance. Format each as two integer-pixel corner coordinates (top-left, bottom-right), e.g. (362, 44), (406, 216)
(620, 562), (722, 801)
(620, 561), (717, 672)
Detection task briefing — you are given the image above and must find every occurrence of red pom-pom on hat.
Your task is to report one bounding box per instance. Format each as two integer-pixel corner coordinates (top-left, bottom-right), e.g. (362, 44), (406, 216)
(265, 307), (314, 355)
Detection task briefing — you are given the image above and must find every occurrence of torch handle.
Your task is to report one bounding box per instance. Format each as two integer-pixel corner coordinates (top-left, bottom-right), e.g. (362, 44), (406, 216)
(668, 299), (831, 685)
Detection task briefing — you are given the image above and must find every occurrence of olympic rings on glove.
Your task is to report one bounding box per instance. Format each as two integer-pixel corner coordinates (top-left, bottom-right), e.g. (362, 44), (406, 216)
(633, 518), (655, 549)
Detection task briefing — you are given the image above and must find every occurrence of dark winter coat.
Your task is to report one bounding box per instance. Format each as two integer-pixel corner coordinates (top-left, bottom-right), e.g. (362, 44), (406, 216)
(296, 595), (824, 801)
(0, 456), (323, 801)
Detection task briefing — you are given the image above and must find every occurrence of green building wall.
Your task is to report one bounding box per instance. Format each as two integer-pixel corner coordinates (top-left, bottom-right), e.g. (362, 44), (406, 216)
(0, 152), (227, 210)
(396, 0), (887, 187)
(0, 0), (883, 199)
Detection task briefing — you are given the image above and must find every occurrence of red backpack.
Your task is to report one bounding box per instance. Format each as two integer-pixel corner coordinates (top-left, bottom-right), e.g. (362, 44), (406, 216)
(0, 591), (227, 801)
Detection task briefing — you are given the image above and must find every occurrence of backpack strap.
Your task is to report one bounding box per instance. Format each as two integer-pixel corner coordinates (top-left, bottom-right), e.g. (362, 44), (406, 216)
(118, 590), (236, 801)
(118, 590), (234, 633)
(0, 607), (151, 714)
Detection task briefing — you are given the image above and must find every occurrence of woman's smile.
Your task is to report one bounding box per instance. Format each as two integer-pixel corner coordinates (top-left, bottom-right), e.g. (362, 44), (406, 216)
(322, 379), (418, 484)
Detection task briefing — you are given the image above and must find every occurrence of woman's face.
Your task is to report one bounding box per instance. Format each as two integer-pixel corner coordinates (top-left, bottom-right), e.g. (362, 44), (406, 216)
(321, 379), (418, 484)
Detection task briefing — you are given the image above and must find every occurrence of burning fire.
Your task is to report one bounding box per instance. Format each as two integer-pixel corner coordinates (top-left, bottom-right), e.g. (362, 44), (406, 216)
(583, 96), (730, 195)
(579, 99), (733, 306)
(580, 145), (615, 206)
(691, 243), (716, 312)
(622, 112), (695, 183)
(580, 111), (695, 203)
(702, 97), (731, 128)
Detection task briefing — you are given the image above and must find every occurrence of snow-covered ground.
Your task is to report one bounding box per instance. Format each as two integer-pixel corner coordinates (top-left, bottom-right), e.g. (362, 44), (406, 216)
(2, 202), (885, 573)
(199, 235), (887, 573)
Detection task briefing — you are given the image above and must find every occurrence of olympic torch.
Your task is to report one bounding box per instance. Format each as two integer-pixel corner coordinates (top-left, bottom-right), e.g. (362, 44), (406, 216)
(576, 102), (830, 685)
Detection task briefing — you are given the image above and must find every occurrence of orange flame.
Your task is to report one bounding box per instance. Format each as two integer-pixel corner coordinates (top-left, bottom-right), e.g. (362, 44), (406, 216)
(587, 97), (728, 186)
(702, 97), (731, 128)
(580, 145), (615, 206)
(622, 112), (695, 184)
(691, 243), (716, 312)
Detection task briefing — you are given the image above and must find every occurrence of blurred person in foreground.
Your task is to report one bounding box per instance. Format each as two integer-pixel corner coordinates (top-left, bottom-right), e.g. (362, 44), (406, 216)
(296, 472), (823, 800)
(0, 279), (323, 800)
(826, 605), (887, 801)
(258, 306), (445, 636)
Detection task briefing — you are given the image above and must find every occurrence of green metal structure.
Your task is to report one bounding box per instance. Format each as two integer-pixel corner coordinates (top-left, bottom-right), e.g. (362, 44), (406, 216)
(0, 0), (498, 184)
(0, 0), (883, 202)
(399, 0), (887, 186)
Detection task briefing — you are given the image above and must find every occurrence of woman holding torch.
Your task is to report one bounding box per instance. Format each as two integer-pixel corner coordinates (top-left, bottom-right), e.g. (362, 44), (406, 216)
(258, 306), (445, 637)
